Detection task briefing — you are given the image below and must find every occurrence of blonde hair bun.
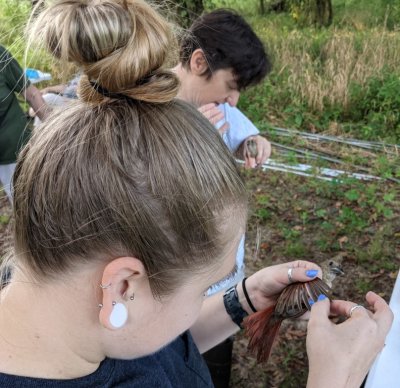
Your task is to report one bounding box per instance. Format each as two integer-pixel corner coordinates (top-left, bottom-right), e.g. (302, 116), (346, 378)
(30, 0), (179, 104)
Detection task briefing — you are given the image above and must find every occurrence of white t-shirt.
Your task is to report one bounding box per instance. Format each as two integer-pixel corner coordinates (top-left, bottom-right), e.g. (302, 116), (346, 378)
(207, 104), (260, 295)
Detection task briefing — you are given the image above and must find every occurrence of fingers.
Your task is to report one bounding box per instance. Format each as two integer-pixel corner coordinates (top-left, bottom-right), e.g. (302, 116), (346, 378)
(261, 261), (322, 287)
(255, 137), (272, 165)
(308, 296), (331, 324)
(285, 260), (322, 284)
(243, 136), (272, 168)
(198, 103), (225, 126)
(365, 291), (394, 334)
(244, 156), (257, 169)
(197, 103), (216, 114)
(329, 300), (369, 319)
(217, 121), (229, 136)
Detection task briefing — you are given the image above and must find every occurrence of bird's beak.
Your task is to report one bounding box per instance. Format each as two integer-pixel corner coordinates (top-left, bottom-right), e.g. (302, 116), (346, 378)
(331, 266), (345, 276)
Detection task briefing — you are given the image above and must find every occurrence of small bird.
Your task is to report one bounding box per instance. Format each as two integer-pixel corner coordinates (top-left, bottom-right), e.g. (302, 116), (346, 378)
(245, 138), (258, 159)
(244, 258), (344, 363)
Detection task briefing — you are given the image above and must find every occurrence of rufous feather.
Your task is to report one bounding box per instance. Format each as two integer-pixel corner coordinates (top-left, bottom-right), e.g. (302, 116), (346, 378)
(244, 277), (334, 364)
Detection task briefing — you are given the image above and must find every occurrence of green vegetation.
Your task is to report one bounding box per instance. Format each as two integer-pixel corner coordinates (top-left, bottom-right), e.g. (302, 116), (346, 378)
(239, 19), (400, 142)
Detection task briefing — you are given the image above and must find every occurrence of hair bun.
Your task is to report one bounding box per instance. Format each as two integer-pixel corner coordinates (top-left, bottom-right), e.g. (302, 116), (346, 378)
(78, 70), (179, 104)
(30, 0), (179, 104)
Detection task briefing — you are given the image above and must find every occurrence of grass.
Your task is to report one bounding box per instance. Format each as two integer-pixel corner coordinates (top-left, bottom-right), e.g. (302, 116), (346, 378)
(239, 23), (400, 141)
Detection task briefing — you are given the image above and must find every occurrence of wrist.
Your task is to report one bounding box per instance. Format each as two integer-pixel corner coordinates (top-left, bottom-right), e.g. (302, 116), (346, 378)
(236, 276), (263, 313)
(236, 278), (257, 315)
(223, 285), (248, 328)
(307, 362), (358, 388)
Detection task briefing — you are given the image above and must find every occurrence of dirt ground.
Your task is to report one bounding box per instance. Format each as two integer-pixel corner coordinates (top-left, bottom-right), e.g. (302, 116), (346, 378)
(0, 166), (399, 387)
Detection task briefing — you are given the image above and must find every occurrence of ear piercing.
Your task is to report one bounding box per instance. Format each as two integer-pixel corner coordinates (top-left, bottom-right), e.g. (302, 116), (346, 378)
(109, 302), (128, 328)
(98, 283), (134, 328)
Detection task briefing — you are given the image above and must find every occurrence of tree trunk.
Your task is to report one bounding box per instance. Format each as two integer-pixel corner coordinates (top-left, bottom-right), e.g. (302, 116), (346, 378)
(151, 0), (204, 28)
(259, 0), (266, 15)
(184, 0), (204, 26)
(315, 0), (333, 27)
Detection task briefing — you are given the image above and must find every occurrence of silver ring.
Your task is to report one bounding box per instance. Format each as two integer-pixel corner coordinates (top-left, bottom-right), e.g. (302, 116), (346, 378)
(288, 268), (294, 283)
(349, 305), (364, 318)
(100, 283), (111, 289)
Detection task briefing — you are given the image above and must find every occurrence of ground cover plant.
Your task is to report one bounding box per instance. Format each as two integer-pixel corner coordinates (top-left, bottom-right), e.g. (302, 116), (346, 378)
(1, 0), (399, 387)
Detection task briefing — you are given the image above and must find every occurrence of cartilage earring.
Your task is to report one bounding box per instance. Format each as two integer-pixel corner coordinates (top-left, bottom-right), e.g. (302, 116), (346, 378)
(109, 301), (128, 328)
(100, 282), (112, 289)
(123, 291), (135, 301)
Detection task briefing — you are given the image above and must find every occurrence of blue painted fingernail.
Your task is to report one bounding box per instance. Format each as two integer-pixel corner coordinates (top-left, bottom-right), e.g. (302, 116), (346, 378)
(308, 298), (315, 306)
(317, 294), (327, 301)
(306, 269), (318, 278)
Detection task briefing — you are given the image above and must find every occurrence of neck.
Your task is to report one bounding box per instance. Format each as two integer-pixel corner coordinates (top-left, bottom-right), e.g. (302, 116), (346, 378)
(0, 267), (103, 379)
(173, 63), (199, 106)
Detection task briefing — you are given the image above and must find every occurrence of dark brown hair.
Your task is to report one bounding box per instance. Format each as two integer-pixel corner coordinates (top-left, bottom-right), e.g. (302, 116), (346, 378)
(180, 9), (272, 90)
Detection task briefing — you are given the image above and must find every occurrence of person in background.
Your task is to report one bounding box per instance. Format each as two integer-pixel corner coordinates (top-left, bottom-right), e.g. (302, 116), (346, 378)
(175, 9), (272, 170)
(174, 12), (274, 384)
(28, 74), (80, 126)
(0, 45), (49, 202)
(0, 2), (392, 388)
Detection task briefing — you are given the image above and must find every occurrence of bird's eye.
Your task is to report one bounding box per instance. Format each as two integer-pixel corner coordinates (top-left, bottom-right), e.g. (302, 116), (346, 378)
(329, 261), (333, 266)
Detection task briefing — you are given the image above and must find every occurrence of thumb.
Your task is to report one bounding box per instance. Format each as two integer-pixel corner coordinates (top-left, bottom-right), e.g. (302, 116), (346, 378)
(309, 295), (331, 324)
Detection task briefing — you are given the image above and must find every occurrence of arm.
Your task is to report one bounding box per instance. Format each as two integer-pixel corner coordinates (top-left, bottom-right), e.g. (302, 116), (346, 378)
(41, 84), (67, 95)
(23, 84), (51, 121)
(306, 292), (393, 388)
(190, 260), (322, 353)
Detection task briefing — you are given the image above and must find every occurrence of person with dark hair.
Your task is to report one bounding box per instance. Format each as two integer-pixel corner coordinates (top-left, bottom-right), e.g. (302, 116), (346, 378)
(175, 9), (272, 170)
(0, 45), (49, 202)
(0, 2), (393, 388)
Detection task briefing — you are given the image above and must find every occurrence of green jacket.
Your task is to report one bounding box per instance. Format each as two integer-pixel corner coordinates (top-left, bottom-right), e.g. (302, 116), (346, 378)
(0, 45), (31, 164)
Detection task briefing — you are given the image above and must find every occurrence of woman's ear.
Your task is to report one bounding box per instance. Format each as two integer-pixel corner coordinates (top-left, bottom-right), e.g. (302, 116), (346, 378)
(98, 257), (145, 330)
(189, 48), (209, 76)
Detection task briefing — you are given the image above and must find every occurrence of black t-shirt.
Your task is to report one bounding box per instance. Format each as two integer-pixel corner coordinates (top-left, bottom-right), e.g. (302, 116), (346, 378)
(0, 331), (213, 387)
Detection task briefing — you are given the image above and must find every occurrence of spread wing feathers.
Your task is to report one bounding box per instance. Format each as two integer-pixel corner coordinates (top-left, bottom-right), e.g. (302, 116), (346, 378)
(244, 278), (332, 363)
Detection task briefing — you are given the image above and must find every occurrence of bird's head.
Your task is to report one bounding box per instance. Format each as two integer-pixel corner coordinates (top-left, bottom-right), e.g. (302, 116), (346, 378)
(322, 257), (345, 287)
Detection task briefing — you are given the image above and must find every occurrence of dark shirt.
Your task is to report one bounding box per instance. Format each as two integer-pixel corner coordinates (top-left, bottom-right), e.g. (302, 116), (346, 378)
(0, 331), (213, 387)
(0, 45), (30, 164)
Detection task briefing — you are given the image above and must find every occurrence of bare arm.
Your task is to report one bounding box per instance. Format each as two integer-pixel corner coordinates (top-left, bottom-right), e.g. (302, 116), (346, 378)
(41, 84), (67, 95)
(191, 261), (322, 353)
(22, 85), (51, 121)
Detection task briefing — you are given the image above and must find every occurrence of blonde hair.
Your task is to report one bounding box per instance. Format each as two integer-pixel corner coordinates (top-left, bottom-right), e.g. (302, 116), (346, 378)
(12, 0), (247, 296)
(29, 0), (179, 103)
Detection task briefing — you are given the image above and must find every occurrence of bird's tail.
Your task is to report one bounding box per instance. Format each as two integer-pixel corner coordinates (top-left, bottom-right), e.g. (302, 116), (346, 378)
(243, 306), (282, 363)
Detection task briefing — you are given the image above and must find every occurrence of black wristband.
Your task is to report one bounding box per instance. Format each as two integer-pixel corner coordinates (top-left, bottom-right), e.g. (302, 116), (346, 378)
(223, 285), (248, 328)
(242, 277), (257, 313)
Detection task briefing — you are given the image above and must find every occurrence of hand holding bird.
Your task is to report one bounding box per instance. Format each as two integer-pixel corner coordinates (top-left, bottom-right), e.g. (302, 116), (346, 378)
(242, 258), (344, 363)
